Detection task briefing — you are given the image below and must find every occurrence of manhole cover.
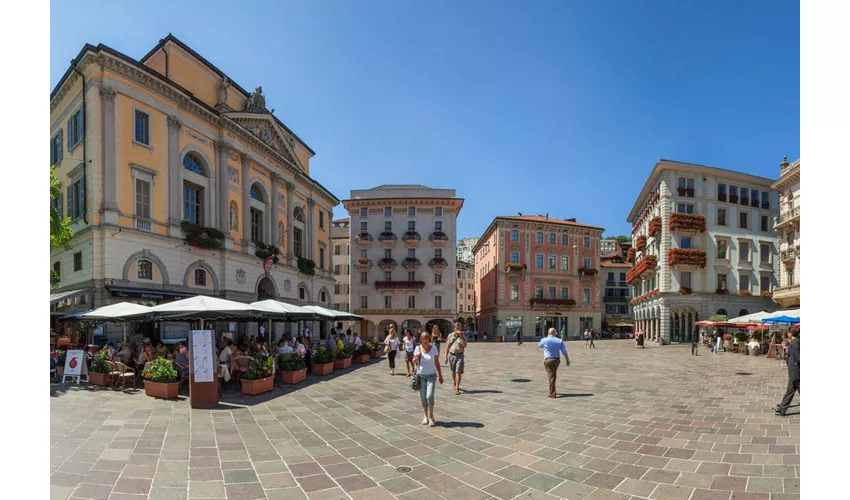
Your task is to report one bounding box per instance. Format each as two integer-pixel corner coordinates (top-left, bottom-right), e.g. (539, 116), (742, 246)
(396, 466), (412, 473)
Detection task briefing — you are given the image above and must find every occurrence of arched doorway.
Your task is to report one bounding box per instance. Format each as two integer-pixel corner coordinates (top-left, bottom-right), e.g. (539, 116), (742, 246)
(670, 306), (699, 343)
(738, 309), (749, 318)
(425, 319), (452, 339)
(401, 319), (422, 335)
(257, 277), (276, 300)
(377, 319), (396, 341)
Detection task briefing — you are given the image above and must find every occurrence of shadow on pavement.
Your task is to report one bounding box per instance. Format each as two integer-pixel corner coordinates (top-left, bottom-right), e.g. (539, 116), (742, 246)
(556, 393), (594, 398)
(510, 378), (531, 383)
(438, 421), (484, 428)
(462, 389), (503, 394)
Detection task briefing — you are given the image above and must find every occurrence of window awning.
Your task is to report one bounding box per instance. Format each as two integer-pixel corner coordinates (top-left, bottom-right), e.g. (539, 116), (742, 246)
(50, 288), (91, 305)
(105, 286), (194, 301)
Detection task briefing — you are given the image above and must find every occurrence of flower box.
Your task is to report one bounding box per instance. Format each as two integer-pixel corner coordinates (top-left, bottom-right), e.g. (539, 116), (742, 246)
(648, 216), (662, 238)
(760, 290), (773, 298)
(626, 248), (636, 263)
(741, 197), (750, 205)
(371, 351), (381, 359)
(635, 235), (647, 252)
(378, 232), (398, 242)
(401, 258), (421, 268)
(686, 188), (695, 197)
(530, 298), (576, 308)
(677, 187), (687, 196)
(355, 232), (373, 242)
(668, 248), (707, 268)
(739, 290), (752, 296)
(402, 231), (421, 241)
(88, 372), (110, 386)
(505, 263), (527, 272)
(241, 376), (274, 395)
(312, 362), (334, 376)
(378, 258), (398, 268)
(429, 231), (449, 242)
(670, 213), (706, 233)
(281, 368), (307, 386)
(715, 288), (730, 295)
(429, 258), (448, 268)
(718, 193), (727, 202)
(751, 198), (760, 207)
(626, 255), (657, 284)
(144, 380), (179, 399)
(679, 287), (692, 295)
(729, 195), (739, 203)
(354, 354), (371, 364)
(334, 358), (351, 370)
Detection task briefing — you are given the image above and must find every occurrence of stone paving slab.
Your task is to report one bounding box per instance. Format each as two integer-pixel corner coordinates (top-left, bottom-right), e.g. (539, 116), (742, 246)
(51, 340), (800, 499)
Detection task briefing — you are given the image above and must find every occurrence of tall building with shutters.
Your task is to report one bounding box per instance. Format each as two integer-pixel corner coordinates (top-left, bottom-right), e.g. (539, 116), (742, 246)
(49, 35), (339, 343)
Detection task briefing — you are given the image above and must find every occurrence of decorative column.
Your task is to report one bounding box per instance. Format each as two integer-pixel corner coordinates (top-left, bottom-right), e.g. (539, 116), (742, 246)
(307, 198), (315, 260)
(214, 140), (230, 240)
(166, 115), (182, 237)
(327, 206), (334, 281)
(270, 173), (280, 248)
(660, 304), (670, 344)
(659, 181), (672, 293)
(285, 182), (295, 264)
(100, 86), (119, 225)
(241, 154), (252, 248)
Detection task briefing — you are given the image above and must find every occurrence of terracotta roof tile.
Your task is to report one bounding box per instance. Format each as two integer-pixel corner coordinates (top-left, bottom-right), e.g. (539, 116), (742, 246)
(496, 216), (604, 231)
(601, 262), (632, 268)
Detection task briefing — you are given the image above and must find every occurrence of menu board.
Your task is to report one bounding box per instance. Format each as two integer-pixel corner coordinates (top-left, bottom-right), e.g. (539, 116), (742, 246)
(191, 330), (215, 383)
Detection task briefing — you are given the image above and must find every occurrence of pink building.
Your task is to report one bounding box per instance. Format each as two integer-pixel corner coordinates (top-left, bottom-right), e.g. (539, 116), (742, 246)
(473, 215), (604, 339)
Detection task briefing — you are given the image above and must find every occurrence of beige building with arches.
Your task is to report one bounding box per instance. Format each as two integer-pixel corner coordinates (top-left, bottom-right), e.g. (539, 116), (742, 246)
(49, 35), (339, 343)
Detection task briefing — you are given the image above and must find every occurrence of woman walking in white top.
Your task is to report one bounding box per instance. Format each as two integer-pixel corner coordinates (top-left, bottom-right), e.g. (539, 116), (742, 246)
(413, 331), (444, 426)
(402, 329), (416, 377)
(384, 328), (400, 376)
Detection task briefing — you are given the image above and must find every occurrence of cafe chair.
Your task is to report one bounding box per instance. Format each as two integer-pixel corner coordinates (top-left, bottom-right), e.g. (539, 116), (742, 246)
(113, 361), (137, 392)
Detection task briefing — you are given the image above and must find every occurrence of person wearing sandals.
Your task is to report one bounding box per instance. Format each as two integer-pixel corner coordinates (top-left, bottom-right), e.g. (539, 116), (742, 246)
(403, 329), (416, 377)
(444, 322), (468, 395)
(431, 325), (443, 354)
(413, 331), (444, 426)
(384, 327), (400, 376)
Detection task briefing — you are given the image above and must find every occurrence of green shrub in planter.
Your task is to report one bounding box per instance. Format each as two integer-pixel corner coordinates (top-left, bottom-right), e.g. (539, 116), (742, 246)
(280, 355), (307, 372)
(355, 344), (372, 356)
(734, 332), (748, 343)
(142, 357), (179, 383)
(243, 354), (274, 380)
(57, 351), (67, 367)
(89, 351), (110, 374)
(312, 348), (335, 365)
(336, 346), (353, 360)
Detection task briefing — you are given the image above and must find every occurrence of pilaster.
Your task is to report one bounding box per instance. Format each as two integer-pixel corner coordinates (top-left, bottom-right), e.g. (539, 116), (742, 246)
(100, 86), (119, 224)
(659, 180), (672, 293)
(167, 114), (182, 237)
(285, 182), (295, 264)
(214, 140), (231, 240)
(270, 173), (280, 248)
(241, 154), (253, 250)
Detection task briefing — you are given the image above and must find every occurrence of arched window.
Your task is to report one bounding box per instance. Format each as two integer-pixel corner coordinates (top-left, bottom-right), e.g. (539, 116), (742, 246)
(320, 290), (327, 302)
(137, 260), (152, 280)
(250, 184), (264, 202)
(738, 309), (749, 317)
(299, 287), (306, 300)
(194, 269), (207, 286)
(716, 308), (727, 317)
(183, 153), (205, 176)
(293, 206), (305, 223)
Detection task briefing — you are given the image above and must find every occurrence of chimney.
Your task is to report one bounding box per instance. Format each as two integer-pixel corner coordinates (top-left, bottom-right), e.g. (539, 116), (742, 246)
(545, 213), (548, 219)
(567, 218), (576, 222)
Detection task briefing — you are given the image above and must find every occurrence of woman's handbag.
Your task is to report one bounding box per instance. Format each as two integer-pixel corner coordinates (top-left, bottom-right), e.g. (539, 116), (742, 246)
(410, 351), (421, 391)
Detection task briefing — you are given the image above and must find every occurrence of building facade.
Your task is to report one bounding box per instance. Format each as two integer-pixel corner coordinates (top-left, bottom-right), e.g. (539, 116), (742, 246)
(771, 157), (800, 309)
(457, 237), (479, 263)
(456, 260), (475, 325)
(473, 216), (604, 340)
(49, 36), (339, 343)
(601, 253), (633, 330)
(342, 186), (463, 339)
(627, 160), (779, 344)
(600, 239), (618, 255)
(332, 218), (351, 313)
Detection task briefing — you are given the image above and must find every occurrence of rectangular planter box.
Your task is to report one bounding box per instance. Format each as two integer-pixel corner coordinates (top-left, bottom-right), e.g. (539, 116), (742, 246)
(282, 368), (307, 386)
(144, 380), (179, 399)
(312, 362), (334, 376)
(241, 376), (274, 395)
(334, 358), (351, 370)
(371, 351), (381, 359)
(354, 354), (371, 364)
(88, 372), (110, 386)
(493, 337), (503, 342)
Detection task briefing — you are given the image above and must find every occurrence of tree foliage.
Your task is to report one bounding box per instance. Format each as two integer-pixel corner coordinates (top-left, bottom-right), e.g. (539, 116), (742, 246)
(708, 314), (728, 322)
(50, 167), (74, 288)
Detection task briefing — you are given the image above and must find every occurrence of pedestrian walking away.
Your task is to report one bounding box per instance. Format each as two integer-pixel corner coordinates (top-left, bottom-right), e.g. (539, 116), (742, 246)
(635, 330), (645, 349)
(402, 329), (416, 377)
(516, 328), (523, 346)
(444, 322), (468, 395)
(413, 331), (444, 426)
(384, 327), (400, 376)
(431, 325), (443, 354)
(538, 327), (570, 398)
(589, 329), (596, 348)
(584, 329), (591, 348)
(775, 329), (800, 417)
(691, 326), (699, 356)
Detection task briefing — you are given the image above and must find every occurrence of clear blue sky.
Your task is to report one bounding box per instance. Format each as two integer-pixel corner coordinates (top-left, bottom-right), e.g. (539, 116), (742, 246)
(50, 0), (799, 238)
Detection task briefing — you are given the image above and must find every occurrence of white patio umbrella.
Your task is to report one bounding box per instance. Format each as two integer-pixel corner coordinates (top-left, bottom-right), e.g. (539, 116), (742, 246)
(125, 295), (261, 323)
(250, 300), (319, 321)
(60, 302), (153, 322)
(300, 305), (363, 321)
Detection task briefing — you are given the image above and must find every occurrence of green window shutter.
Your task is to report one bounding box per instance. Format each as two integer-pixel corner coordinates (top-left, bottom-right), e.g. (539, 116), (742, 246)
(58, 130), (63, 161)
(77, 106), (84, 140)
(66, 186), (73, 218)
(67, 118), (73, 150)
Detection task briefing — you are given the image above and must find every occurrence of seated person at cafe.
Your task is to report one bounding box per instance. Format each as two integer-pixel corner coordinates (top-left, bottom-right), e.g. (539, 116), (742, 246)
(220, 340), (234, 364)
(105, 343), (116, 361)
(278, 340), (294, 354)
(353, 334), (363, 347)
(116, 341), (133, 362)
(748, 336), (761, 351)
(295, 338), (307, 356)
(175, 344), (190, 376)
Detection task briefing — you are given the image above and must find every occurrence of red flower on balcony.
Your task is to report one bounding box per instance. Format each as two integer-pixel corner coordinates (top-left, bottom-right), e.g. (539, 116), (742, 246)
(750, 198), (760, 207)
(402, 231), (421, 241)
(679, 287), (692, 295)
(718, 193), (727, 202)
(626, 248), (636, 263)
(626, 255), (657, 284)
(686, 188), (694, 197)
(669, 213), (706, 233)
(632, 192), (660, 235)
(648, 216), (662, 238)
(630, 288), (660, 305)
(374, 281), (426, 290)
(729, 194), (739, 203)
(760, 290), (773, 298)
(378, 232), (397, 241)
(715, 288), (729, 295)
(505, 263), (527, 272)
(429, 257), (448, 268)
(355, 232), (373, 242)
(739, 290), (752, 296)
(429, 231), (449, 242)
(378, 258), (398, 268)
(635, 235), (647, 252)
(668, 248), (707, 268)
(741, 197), (750, 205)
(530, 298), (576, 308)
(401, 257), (421, 268)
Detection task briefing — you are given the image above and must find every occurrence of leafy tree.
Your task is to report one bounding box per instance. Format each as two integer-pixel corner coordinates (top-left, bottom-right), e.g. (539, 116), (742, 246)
(708, 314), (728, 322)
(50, 166), (74, 288)
(604, 234), (631, 243)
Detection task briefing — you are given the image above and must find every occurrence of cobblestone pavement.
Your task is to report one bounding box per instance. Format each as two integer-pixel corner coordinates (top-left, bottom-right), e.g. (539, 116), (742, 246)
(50, 340), (800, 500)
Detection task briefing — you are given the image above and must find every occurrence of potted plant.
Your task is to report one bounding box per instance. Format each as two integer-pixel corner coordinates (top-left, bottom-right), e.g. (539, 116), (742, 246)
(353, 345), (371, 364)
(760, 290), (773, 299)
(739, 290), (752, 296)
(722, 334), (733, 351)
(715, 288), (730, 295)
(88, 351), (111, 386)
(369, 341), (382, 359)
(311, 348), (335, 375)
(56, 351), (67, 379)
(142, 357), (179, 399)
(280, 355), (307, 385)
(679, 287), (692, 295)
(241, 354), (275, 395)
(334, 346), (353, 369)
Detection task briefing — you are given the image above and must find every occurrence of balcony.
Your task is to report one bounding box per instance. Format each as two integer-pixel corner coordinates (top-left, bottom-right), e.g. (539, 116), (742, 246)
(603, 296), (630, 303)
(775, 206), (800, 230)
(741, 197), (750, 206)
(378, 258), (398, 269)
(530, 298), (576, 309)
(750, 197), (760, 208)
(717, 193), (727, 202)
(429, 231), (449, 244)
(378, 232), (398, 246)
(578, 268), (598, 277)
(676, 187), (695, 198)
(669, 213), (706, 233)
(135, 217), (152, 232)
(626, 255), (657, 284)
(772, 284), (800, 302)
(354, 258), (373, 270)
(606, 280), (616, 286)
(374, 280), (426, 291)
(505, 263), (526, 274)
(429, 257), (448, 269)
(355, 232), (373, 244)
(762, 200), (770, 209)
(668, 248), (707, 268)
(401, 257), (421, 269)
(730, 194), (739, 203)
(402, 231), (421, 245)
(780, 246), (800, 262)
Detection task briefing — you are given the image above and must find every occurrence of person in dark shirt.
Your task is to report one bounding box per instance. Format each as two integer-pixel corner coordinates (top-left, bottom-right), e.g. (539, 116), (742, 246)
(775, 329), (800, 417)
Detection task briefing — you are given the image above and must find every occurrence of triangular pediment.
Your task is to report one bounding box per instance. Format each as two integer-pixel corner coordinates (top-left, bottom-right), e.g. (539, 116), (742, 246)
(225, 113), (303, 169)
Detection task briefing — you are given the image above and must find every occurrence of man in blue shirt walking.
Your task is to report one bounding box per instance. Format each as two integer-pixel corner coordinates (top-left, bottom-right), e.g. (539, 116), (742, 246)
(538, 327), (571, 398)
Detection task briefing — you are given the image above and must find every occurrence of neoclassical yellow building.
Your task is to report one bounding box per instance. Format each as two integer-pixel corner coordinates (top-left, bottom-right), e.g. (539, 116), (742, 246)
(50, 35), (339, 341)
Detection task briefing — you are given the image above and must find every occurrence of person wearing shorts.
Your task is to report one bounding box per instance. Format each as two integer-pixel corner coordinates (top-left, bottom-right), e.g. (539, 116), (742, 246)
(403, 329), (416, 377)
(444, 322), (468, 395)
